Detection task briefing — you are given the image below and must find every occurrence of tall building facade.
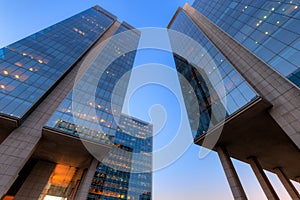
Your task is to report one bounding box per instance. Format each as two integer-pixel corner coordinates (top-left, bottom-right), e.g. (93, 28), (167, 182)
(88, 114), (152, 200)
(192, 0), (300, 87)
(0, 5), (152, 200)
(168, 1), (300, 199)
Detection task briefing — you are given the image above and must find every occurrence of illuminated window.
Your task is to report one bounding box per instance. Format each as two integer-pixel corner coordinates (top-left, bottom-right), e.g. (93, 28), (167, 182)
(14, 62), (22, 67)
(44, 195), (65, 200)
(29, 66), (39, 72)
(73, 27), (85, 36)
(2, 196), (14, 200)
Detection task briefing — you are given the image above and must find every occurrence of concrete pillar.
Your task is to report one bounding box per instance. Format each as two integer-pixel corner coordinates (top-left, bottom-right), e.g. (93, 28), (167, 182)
(216, 146), (248, 200)
(0, 119), (43, 199)
(74, 158), (98, 200)
(14, 160), (56, 200)
(274, 167), (300, 199)
(248, 157), (279, 200)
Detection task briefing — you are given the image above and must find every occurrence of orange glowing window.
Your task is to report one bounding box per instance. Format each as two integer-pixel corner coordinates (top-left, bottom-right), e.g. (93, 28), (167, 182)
(2, 196), (14, 200)
(50, 164), (76, 187)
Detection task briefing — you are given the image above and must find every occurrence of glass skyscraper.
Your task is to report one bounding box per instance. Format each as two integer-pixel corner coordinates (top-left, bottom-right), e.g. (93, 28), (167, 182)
(45, 21), (140, 145)
(88, 114), (152, 200)
(43, 20), (152, 200)
(0, 5), (152, 200)
(1, 1), (299, 200)
(0, 6), (115, 119)
(168, 1), (300, 199)
(192, 0), (300, 87)
(169, 9), (258, 138)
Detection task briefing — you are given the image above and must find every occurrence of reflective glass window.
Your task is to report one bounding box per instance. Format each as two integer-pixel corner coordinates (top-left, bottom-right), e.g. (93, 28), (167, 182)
(0, 7), (115, 118)
(192, 0), (300, 87)
(169, 10), (258, 138)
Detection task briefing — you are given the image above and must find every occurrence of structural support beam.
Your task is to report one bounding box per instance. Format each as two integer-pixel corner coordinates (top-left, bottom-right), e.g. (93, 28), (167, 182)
(248, 157), (279, 200)
(274, 168), (300, 199)
(216, 146), (248, 200)
(74, 159), (98, 200)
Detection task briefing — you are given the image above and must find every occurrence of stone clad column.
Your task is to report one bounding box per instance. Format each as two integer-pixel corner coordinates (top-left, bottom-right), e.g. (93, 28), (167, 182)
(14, 161), (56, 200)
(274, 167), (300, 199)
(248, 157), (279, 200)
(74, 159), (98, 200)
(216, 146), (248, 200)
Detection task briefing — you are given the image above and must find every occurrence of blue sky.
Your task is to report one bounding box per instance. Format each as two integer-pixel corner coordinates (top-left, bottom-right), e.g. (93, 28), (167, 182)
(1, 1), (299, 199)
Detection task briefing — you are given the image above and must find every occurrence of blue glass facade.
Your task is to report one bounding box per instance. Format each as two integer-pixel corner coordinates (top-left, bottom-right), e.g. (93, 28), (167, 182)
(192, 0), (300, 87)
(0, 4), (152, 198)
(44, 22), (152, 200)
(88, 114), (152, 200)
(169, 10), (258, 138)
(45, 23), (140, 143)
(0, 6), (115, 119)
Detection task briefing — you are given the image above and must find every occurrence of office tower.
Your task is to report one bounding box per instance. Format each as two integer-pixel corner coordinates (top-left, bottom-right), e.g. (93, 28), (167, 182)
(0, 5), (152, 200)
(88, 114), (152, 200)
(192, 0), (300, 87)
(168, 1), (300, 199)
